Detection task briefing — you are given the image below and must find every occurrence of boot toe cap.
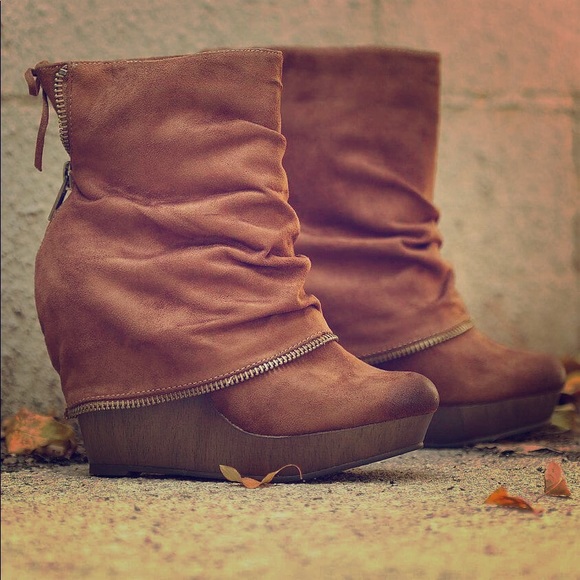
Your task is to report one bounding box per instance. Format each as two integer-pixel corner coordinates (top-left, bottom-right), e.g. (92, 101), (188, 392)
(382, 371), (439, 420)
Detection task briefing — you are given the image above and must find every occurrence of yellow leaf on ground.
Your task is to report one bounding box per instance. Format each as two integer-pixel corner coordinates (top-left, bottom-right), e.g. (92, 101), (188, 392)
(550, 403), (578, 433)
(3, 408), (76, 457)
(220, 463), (303, 488)
(563, 371), (580, 396)
(219, 464), (243, 483)
(543, 461), (571, 497)
(550, 366), (580, 433)
(484, 486), (543, 515)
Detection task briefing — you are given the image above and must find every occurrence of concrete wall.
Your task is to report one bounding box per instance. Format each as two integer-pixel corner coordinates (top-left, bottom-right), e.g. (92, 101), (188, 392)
(2, 0), (579, 416)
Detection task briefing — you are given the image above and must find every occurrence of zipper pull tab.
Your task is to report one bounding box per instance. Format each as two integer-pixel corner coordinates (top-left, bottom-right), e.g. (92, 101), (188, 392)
(24, 62), (51, 171)
(49, 161), (72, 221)
(24, 67), (41, 96)
(34, 90), (50, 172)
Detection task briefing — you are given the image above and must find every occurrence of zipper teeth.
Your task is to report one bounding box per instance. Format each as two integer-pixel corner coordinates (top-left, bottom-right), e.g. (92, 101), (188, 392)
(66, 332), (338, 418)
(361, 320), (474, 366)
(54, 65), (70, 153)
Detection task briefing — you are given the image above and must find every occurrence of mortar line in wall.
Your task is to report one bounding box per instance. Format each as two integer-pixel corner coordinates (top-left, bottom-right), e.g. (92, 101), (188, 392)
(442, 92), (576, 114)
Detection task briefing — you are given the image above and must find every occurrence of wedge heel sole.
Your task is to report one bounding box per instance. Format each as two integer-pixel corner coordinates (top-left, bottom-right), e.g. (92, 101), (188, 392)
(78, 394), (433, 482)
(424, 390), (561, 447)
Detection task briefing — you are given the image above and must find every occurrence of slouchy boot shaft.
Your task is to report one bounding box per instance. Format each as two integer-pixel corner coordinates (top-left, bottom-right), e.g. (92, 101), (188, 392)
(280, 47), (471, 361)
(31, 50), (333, 416)
(278, 46), (563, 445)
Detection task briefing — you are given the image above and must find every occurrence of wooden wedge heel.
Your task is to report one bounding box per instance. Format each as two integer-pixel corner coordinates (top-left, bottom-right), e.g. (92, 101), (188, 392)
(79, 395), (434, 481)
(423, 390), (561, 447)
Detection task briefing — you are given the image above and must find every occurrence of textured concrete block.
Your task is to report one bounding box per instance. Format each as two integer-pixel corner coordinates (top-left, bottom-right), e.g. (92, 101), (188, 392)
(1, 0), (378, 95)
(1, 99), (65, 414)
(374, 0), (580, 94)
(436, 107), (578, 353)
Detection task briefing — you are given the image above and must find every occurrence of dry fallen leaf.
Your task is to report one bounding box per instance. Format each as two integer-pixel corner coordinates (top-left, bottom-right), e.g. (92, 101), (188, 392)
(219, 463), (303, 488)
(474, 442), (562, 455)
(543, 461), (571, 497)
(562, 371), (580, 396)
(550, 403), (578, 433)
(2, 408), (76, 458)
(484, 486), (544, 515)
(219, 464), (244, 483)
(550, 366), (580, 434)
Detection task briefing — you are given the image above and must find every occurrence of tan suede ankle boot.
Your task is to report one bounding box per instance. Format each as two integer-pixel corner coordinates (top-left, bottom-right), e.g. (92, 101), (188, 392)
(279, 46), (565, 447)
(26, 49), (438, 481)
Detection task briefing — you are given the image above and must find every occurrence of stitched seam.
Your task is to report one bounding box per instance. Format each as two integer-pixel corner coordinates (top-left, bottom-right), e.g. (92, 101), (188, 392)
(34, 49), (282, 71)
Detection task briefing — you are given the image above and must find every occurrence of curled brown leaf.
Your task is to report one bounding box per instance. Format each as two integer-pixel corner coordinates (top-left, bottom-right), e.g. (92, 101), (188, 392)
(543, 461), (571, 498)
(484, 486), (544, 515)
(219, 463), (303, 488)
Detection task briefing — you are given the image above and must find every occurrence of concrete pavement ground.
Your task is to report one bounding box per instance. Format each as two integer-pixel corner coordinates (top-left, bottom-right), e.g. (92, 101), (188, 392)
(2, 426), (579, 580)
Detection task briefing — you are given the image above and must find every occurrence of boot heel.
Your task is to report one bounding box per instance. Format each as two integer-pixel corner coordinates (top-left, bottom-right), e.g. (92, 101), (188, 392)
(78, 393), (434, 482)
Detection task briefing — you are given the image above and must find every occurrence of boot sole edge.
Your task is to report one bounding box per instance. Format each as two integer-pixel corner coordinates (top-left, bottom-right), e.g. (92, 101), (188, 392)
(88, 442), (425, 482)
(424, 390), (561, 447)
(79, 394), (433, 482)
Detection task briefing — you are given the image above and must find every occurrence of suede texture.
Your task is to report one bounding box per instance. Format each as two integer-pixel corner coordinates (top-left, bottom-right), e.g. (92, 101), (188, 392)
(211, 341), (438, 435)
(377, 328), (565, 405)
(33, 50), (333, 412)
(32, 49), (439, 433)
(279, 47), (470, 359)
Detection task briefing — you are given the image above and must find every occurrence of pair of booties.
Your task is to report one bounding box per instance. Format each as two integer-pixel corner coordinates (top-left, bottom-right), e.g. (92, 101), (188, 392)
(26, 48), (564, 481)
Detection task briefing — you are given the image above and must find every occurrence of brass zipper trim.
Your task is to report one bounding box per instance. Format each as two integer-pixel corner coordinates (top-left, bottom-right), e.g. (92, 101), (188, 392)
(361, 320), (474, 366)
(54, 65), (70, 153)
(66, 332), (338, 417)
